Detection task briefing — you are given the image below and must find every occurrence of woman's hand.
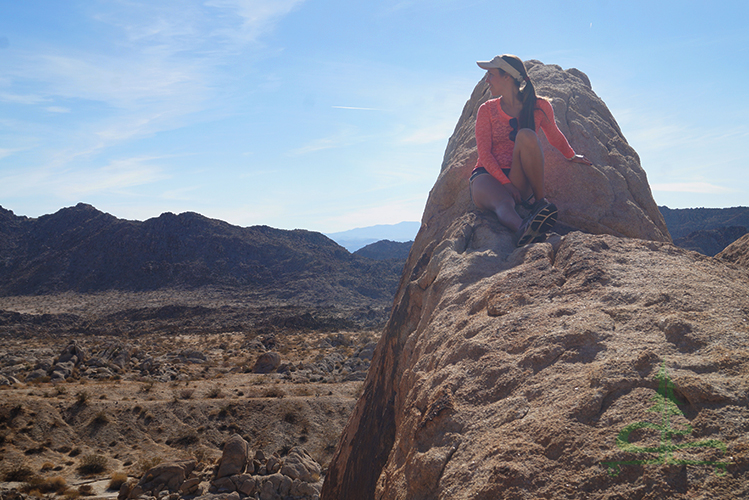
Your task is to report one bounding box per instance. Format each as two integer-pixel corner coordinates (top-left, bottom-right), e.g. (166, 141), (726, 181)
(569, 154), (593, 166)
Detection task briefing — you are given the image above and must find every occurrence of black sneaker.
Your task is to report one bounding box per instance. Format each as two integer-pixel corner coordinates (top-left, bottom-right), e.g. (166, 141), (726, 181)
(516, 199), (557, 246)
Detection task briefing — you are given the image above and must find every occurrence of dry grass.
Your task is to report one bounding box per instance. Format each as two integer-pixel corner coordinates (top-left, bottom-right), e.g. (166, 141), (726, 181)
(108, 472), (128, 491)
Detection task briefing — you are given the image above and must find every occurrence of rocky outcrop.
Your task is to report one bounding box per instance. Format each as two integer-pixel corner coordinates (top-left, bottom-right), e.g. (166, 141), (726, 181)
(120, 439), (324, 500)
(718, 233), (749, 269)
(438, 60), (669, 242)
(322, 62), (749, 499)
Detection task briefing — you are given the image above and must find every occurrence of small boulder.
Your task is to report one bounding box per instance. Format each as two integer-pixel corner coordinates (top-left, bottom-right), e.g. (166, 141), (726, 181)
(252, 352), (281, 374)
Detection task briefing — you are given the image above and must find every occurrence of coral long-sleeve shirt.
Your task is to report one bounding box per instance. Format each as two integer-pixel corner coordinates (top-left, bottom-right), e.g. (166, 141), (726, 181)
(474, 97), (576, 184)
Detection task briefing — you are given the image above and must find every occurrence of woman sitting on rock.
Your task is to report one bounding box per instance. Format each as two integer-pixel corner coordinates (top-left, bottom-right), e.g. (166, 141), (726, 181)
(469, 54), (591, 246)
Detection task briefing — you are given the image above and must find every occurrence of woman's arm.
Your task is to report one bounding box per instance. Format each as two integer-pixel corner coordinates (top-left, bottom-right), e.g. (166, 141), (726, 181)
(538, 99), (593, 165)
(476, 103), (512, 184)
(537, 99), (575, 159)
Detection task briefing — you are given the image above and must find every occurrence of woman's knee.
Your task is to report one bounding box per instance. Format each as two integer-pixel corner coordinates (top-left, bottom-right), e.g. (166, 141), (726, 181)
(515, 128), (541, 149)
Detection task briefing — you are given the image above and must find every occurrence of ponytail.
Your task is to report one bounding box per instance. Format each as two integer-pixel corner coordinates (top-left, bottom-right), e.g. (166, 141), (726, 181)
(499, 55), (538, 131)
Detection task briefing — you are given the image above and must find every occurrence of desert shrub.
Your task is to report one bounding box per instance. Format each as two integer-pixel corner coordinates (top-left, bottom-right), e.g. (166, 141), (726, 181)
(75, 390), (89, 405)
(40, 462), (55, 472)
(139, 380), (155, 393)
(178, 388), (194, 400)
(135, 457), (162, 475)
(262, 387), (285, 398)
(78, 484), (94, 496)
(2, 464), (35, 482)
(172, 430), (199, 447)
(69, 447), (82, 457)
(91, 411), (110, 425)
(108, 472), (128, 491)
(21, 475), (68, 494)
(206, 386), (224, 399)
(77, 454), (108, 475)
(63, 489), (81, 499)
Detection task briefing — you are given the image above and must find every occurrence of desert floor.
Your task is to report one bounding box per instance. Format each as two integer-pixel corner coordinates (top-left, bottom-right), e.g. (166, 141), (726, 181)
(0, 290), (384, 498)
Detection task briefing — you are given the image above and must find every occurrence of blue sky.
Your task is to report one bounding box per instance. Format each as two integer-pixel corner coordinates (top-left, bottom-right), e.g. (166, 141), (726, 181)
(1, 0), (747, 234)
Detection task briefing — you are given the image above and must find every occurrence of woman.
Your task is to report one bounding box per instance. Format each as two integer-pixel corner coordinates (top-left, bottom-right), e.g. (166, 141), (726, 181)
(470, 55), (591, 246)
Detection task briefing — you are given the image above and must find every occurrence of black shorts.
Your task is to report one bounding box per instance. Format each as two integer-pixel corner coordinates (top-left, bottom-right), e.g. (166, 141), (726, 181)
(469, 167), (511, 183)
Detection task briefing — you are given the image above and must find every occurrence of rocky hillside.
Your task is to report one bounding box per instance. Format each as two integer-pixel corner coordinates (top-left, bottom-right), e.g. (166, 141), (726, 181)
(0, 204), (403, 307)
(658, 206), (749, 256)
(353, 240), (413, 261)
(322, 61), (749, 500)
(659, 206), (749, 239)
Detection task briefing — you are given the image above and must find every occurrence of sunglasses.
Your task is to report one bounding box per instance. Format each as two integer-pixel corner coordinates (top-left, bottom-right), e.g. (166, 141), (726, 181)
(509, 117), (518, 142)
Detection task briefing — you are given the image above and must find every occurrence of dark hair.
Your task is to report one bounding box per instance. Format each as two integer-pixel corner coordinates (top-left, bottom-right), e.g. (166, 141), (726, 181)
(497, 55), (538, 131)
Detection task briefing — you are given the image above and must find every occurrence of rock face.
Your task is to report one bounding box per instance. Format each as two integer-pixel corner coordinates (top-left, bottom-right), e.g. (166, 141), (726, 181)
(321, 63), (749, 499)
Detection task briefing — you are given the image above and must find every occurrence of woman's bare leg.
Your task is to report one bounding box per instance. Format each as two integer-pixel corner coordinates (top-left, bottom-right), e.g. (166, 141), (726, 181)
(508, 128), (545, 202)
(470, 174), (523, 231)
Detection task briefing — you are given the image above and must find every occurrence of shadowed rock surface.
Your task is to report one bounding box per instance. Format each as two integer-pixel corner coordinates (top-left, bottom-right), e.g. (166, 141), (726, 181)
(322, 62), (749, 500)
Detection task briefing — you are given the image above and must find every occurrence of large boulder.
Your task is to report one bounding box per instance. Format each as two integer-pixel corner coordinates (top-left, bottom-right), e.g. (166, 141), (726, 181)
(321, 63), (749, 500)
(252, 352), (281, 374)
(434, 60), (670, 243)
(131, 460), (197, 497)
(216, 434), (250, 478)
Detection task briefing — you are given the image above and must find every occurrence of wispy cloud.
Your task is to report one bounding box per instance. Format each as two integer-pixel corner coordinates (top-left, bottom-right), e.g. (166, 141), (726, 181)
(289, 126), (362, 155)
(332, 106), (381, 111)
(204, 0), (307, 43)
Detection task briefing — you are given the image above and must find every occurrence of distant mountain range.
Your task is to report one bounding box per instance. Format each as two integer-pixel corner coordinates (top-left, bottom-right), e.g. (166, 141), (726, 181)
(0, 204), (403, 306)
(326, 221), (420, 252)
(659, 206), (749, 256)
(1, 204), (747, 304)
